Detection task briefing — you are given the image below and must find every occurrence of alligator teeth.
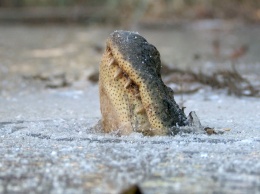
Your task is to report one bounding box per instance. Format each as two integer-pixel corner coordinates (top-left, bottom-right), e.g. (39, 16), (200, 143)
(135, 93), (141, 98)
(114, 68), (123, 79)
(136, 107), (145, 114)
(108, 58), (115, 67)
(124, 78), (132, 89)
(106, 47), (111, 53)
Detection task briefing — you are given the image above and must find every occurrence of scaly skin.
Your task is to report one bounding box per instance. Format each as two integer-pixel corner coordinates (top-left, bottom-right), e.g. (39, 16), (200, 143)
(99, 30), (187, 135)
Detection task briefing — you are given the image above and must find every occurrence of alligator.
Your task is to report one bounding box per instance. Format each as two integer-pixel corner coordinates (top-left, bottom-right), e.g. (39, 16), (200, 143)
(99, 30), (204, 136)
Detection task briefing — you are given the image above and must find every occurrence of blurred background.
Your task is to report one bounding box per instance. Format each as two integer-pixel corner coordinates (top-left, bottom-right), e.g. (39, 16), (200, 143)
(0, 0), (259, 24)
(0, 0), (259, 97)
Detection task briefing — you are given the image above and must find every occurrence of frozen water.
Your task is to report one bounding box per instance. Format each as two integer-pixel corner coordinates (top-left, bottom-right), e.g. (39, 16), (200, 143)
(0, 25), (260, 194)
(1, 84), (260, 194)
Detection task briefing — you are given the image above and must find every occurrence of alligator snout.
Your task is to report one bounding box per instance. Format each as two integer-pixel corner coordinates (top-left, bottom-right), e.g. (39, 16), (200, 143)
(99, 30), (187, 135)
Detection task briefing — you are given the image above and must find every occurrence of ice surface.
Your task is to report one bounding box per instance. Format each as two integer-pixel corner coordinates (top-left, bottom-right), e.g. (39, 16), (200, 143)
(1, 84), (260, 194)
(1, 25), (260, 194)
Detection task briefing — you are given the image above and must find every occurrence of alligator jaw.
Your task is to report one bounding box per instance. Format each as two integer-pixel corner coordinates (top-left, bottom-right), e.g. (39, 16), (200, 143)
(99, 30), (187, 135)
(99, 45), (152, 135)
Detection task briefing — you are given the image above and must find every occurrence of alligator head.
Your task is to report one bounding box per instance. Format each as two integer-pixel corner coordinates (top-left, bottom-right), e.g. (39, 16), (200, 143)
(99, 30), (187, 135)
